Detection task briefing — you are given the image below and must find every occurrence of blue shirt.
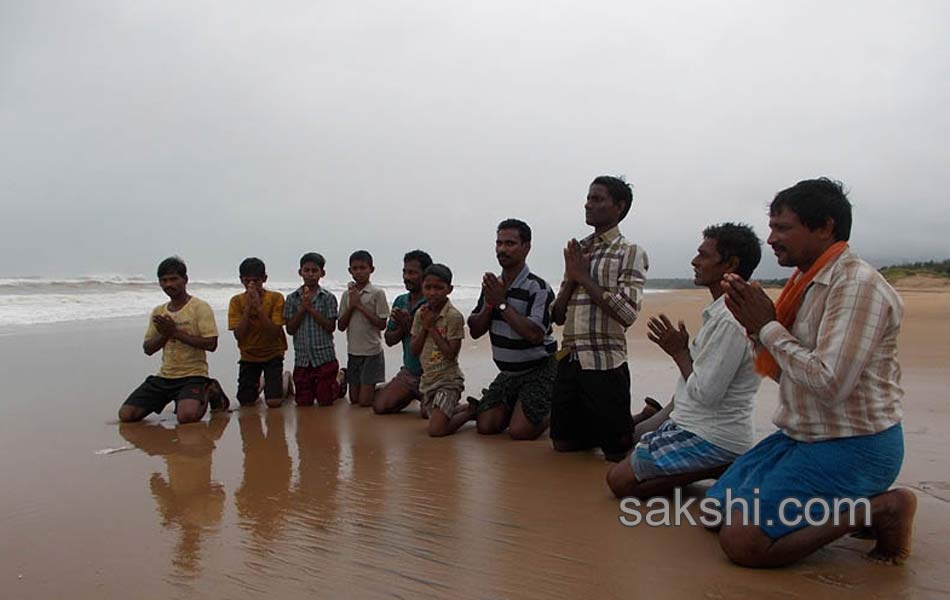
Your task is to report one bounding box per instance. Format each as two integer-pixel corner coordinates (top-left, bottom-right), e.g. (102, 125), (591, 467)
(388, 292), (426, 376)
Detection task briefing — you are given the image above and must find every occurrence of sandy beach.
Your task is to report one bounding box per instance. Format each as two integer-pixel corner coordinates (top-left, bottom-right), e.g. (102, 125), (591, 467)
(1, 288), (948, 599)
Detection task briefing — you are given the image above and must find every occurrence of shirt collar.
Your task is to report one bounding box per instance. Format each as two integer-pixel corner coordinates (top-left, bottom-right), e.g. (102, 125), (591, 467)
(583, 225), (622, 246)
(810, 247), (851, 287)
(435, 299), (454, 318)
(507, 264), (531, 289)
(703, 294), (728, 322)
(296, 285), (328, 297)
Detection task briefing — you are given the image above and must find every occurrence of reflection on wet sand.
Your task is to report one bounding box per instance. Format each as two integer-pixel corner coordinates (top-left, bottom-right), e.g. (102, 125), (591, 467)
(235, 410), (293, 555)
(113, 396), (946, 599)
(118, 415), (230, 577)
(4, 289), (948, 598)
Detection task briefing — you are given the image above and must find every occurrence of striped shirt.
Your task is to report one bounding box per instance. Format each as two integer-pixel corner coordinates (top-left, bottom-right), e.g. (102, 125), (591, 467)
(759, 248), (904, 442)
(562, 226), (649, 370)
(472, 264), (557, 372)
(283, 286), (339, 368)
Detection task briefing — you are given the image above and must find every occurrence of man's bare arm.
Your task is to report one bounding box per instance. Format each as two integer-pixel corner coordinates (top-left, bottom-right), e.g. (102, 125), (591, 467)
(552, 280), (577, 326)
(499, 308), (545, 345)
(467, 305), (492, 339)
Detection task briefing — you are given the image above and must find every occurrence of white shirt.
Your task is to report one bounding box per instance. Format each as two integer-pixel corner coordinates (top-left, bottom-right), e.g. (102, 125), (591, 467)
(671, 295), (761, 455)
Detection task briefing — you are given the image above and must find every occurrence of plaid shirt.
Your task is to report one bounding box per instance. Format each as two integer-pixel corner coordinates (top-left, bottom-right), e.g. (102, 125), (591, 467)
(759, 248), (904, 442)
(562, 226), (648, 370)
(283, 286), (339, 368)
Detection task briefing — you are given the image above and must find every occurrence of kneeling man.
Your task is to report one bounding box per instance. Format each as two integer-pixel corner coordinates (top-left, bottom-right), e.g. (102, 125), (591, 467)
(468, 219), (557, 440)
(119, 257), (228, 424)
(713, 178), (914, 567)
(607, 223), (762, 499)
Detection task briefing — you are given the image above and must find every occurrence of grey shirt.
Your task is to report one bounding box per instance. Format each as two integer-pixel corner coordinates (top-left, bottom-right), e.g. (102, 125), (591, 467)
(339, 282), (389, 356)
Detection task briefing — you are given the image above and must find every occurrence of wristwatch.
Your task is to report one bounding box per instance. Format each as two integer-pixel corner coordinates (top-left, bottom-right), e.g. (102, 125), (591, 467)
(498, 302), (508, 312)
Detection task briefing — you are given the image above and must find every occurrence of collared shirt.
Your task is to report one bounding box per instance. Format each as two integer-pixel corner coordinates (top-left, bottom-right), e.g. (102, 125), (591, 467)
(472, 264), (557, 373)
(388, 292), (426, 376)
(227, 289), (287, 362)
(758, 248), (904, 442)
(283, 285), (339, 368)
(670, 295), (761, 455)
(145, 296), (218, 378)
(338, 282), (390, 356)
(411, 299), (465, 392)
(562, 225), (648, 370)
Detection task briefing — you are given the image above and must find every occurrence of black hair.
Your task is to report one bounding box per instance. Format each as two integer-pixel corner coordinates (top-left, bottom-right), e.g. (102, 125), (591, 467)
(770, 177), (852, 241)
(239, 257), (266, 277)
(497, 218), (532, 243)
(702, 223), (762, 280)
(403, 250), (433, 271)
(299, 252), (326, 269)
(423, 263), (453, 285)
(157, 256), (187, 278)
(591, 175), (634, 221)
(349, 250), (374, 267)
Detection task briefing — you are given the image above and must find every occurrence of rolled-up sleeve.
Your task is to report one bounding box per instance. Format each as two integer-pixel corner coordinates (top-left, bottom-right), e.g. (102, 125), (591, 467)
(603, 245), (648, 327)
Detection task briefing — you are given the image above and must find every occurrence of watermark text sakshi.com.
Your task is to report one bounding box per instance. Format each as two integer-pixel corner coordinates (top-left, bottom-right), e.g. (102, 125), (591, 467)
(618, 488), (871, 529)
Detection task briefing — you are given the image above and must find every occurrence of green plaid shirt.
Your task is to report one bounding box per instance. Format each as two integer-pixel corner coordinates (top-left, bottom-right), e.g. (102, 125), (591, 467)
(283, 286), (339, 368)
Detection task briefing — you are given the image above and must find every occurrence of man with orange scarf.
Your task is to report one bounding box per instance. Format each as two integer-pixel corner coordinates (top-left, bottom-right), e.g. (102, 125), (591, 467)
(707, 178), (914, 568)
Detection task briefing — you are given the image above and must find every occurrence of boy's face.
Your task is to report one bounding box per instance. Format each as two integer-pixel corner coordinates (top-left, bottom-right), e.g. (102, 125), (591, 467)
(158, 273), (187, 299)
(402, 260), (424, 293)
(422, 275), (452, 308)
(348, 260), (374, 285)
(240, 274), (266, 293)
(299, 262), (325, 288)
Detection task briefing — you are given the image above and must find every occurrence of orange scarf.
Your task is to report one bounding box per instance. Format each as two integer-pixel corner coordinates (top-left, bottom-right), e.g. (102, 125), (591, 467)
(755, 241), (849, 378)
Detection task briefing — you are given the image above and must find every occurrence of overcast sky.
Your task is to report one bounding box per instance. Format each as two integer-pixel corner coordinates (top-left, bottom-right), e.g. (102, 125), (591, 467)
(1, 0), (948, 283)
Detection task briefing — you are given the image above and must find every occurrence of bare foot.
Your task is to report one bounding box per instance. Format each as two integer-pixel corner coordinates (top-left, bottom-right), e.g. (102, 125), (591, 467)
(465, 397), (480, 421)
(337, 369), (348, 399)
(867, 488), (917, 565)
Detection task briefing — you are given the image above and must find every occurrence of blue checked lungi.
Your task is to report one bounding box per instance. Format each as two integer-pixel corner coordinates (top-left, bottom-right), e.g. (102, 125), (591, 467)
(632, 420), (740, 481)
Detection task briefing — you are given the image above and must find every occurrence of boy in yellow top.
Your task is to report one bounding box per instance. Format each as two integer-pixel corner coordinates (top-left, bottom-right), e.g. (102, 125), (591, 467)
(410, 264), (474, 437)
(228, 257), (288, 407)
(119, 257), (228, 424)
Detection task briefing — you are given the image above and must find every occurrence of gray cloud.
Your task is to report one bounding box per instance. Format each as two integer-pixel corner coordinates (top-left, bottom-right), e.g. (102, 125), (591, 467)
(2, 0), (948, 283)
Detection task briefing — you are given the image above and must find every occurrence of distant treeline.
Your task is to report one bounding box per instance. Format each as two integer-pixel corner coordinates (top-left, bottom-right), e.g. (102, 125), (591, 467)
(648, 278), (787, 290)
(879, 259), (950, 282)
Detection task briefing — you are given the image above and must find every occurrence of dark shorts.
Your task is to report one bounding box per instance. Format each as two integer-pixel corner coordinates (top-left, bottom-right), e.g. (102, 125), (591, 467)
(347, 352), (385, 386)
(549, 358), (634, 456)
(476, 356), (556, 426)
(293, 360), (340, 407)
(237, 356), (284, 405)
(123, 375), (212, 415)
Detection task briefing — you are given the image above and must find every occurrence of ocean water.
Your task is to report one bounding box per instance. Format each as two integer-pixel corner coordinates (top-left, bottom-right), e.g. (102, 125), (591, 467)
(0, 276), (484, 328)
(0, 275), (667, 328)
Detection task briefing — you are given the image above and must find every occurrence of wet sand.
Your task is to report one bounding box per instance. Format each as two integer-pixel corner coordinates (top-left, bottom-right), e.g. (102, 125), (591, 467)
(1, 289), (948, 599)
